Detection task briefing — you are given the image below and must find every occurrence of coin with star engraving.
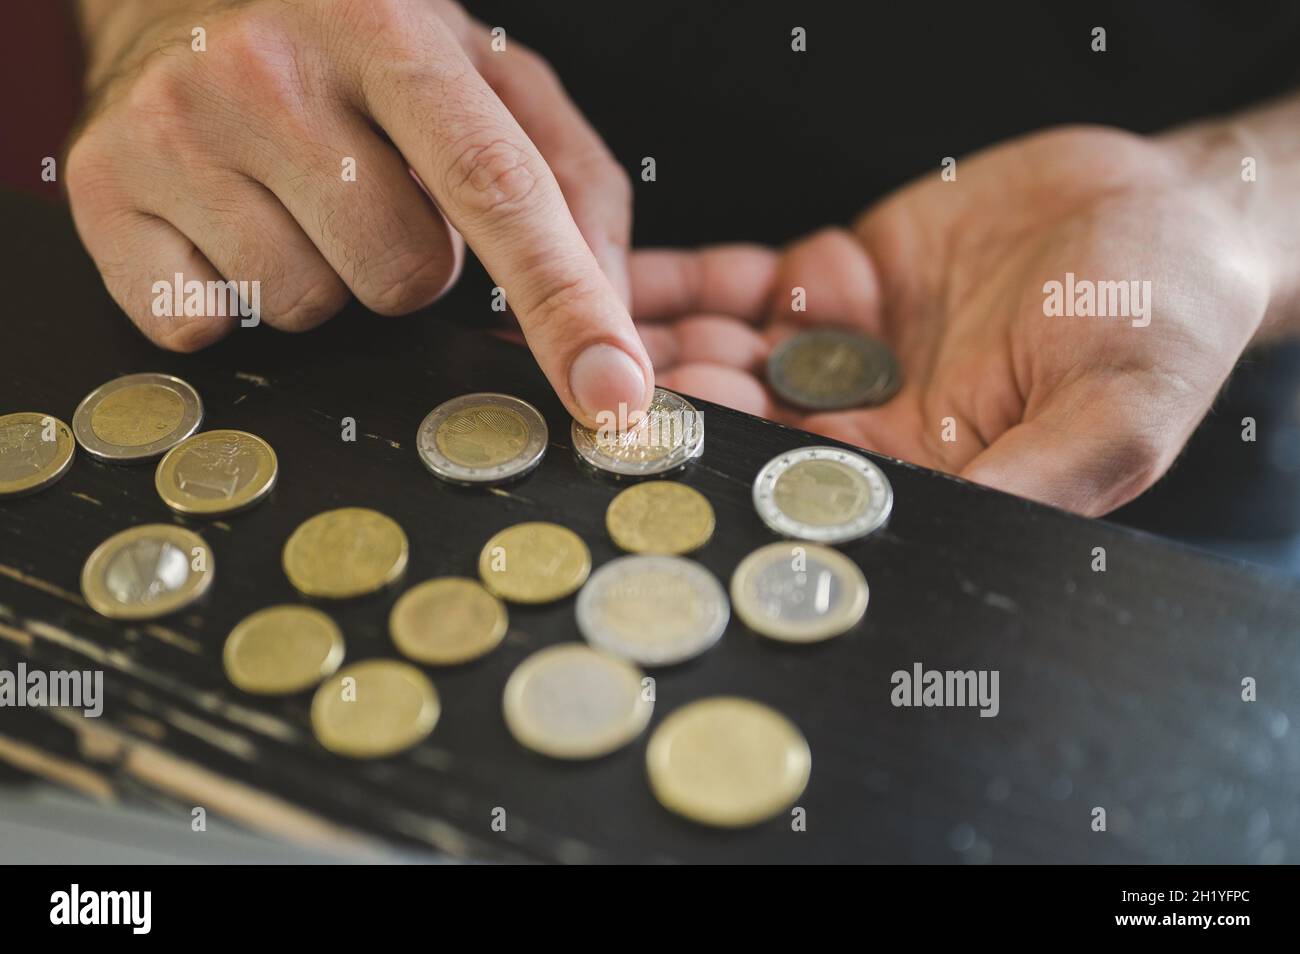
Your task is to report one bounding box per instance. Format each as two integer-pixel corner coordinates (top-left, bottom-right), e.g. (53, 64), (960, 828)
(605, 480), (715, 555)
(81, 524), (214, 620)
(503, 643), (653, 759)
(478, 522), (590, 604)
(417, 393), (548, 485)
(389, 577), (508, 665)
(767, 328), (900, 410)
(283, 508), (408, 599)
(311, 659), (439, 758)
(730, 541), (868, 643)
(646, 697), (811, 828)
(72, 373), (203, 463)
(155, 429), (277, 516)
(753, 445), (892, 543)
(223, 605), (345, 695)
(571, 388), (703, 477)
(0, 412), (75, 497)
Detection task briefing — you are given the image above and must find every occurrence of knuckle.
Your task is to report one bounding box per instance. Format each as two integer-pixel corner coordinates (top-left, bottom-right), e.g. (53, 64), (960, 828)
(274, 274), (349, 330)
(151, 317), (225, 353)
(218, 15), (314, 123)
(444, 136), (544, 221)
(524, 273), (604, 339)
(360, 250), (454, 315)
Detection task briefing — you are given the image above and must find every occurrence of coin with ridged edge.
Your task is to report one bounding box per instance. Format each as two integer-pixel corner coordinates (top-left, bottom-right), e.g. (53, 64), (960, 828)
(478, 522), (590, 604)
(730, 541), (868, 643)
(606, 480), (715, 555)
(0, 412), (75, 497)
(390, 577), (507, 665)
(155, 429), (278, 516)
(571, 387), (703, 477)
(646, 697), (811, 828)
(72, 372), (203, 463)
(223, 605), (345, 695)
(417, 393), (548, 485)
(767, 328), (900, 410)
(81, 524), (213, 620)
(283, 508), (408, 599)
(311, 660), (439, 758)
(753, 445), (892, 543)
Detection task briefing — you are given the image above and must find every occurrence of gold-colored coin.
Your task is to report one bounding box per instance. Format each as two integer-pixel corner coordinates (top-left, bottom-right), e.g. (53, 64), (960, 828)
(310, 659), (439, 758)
(478, 522), (590, 604)
(81, 524), (214, 620)
(416, 393), (548, 485)
(605, 481), (715, 555)
(223, 605), (345, 695)
(0, 412), (75, 497)
(646, 697), (811, 828)
(72, 372), (204, 463)
(390, 577), (508, 665)
(282, 508), (408, 599)
(155, 429), (278, 516)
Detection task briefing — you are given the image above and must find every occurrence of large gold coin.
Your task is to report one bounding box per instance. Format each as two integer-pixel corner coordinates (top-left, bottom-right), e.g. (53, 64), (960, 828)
(606, 481), (715, 555)
(390, 577), (507, 665)
(282, 508), (408, 599)
(310, 659), (439, 758)
(223, 605), (345, 695)
(646, 697), (811, 828)
(81, 524), (214, 620)
(478, 522), (590, 604)
(72, 372), (203, 463)
(155, 429), (278, 516)
(0, 412), (75, 497)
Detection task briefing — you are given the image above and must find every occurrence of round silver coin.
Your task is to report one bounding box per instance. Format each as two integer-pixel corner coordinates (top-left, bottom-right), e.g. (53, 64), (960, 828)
(571, 387), (704, 477)
(731, 542), (869, 643)
(767, 328), (900, 410)
(72, 372), (204, 463)
(753, 445), (893, 544)
(577, 554), (729, 666)
(416, 393), (548, 485)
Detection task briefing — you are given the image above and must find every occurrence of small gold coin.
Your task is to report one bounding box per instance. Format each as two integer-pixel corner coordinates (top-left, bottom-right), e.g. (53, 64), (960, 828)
(646, 697), (811, 828)
(311, 659), (439, 758)
(730, 542), (869, 643)
(478, 522), (590, 604)
(283, 508), (408, 599)
(81, 524), (213, 620)
(606, 481), (715, 555)
(223, 605), (345, 695)
(72, 372), (203, 463)
(503, 644), (653, 759)
(155, 429), (278, 516)
(0, 412), (75, 497)
(390, 577), (508, 665)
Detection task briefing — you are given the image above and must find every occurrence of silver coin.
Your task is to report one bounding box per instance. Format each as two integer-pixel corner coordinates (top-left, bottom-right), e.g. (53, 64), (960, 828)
(72, 372), (204, 463)
(753, 445), (893, 544)
(571, 387), (703, 477)
(730, 542), (868, 643)
(416, 393), (548, 485)
(577, 554), (728, 666)
(767, 328), (900, 410)
(81, 524), (215, 620)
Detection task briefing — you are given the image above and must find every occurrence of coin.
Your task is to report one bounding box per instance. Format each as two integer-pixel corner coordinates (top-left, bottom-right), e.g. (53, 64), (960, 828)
(503, 644), (653, 759)
(753, 445), (893, 543)
(606, 481), (715, 555)
(577, 555), (728, 666)
(478, 522), (590, 604)
(0, 412), (75, 497)
(767, 328), (900, 410)
(81, 524), (214, 620)
(72, 373), (204, 463)
(310, 659), (439, 758)
(390, 577), (508, 665)
(417, 393), (548, 485)
(223, 605), (345, 695)
(730, 541), (868, 643)
(155, 429), (277, 516)
(283, 508), (408, 599)
(571, 387), (703, 477)
(646, 697), (811, 828)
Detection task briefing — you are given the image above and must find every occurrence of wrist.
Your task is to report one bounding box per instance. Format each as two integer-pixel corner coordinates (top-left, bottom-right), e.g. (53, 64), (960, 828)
(76, 0), (196, 92)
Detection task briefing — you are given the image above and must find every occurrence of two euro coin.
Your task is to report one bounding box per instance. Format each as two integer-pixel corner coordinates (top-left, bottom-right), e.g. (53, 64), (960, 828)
(417, 393), (547, 485)
(753, 446), (892, 544)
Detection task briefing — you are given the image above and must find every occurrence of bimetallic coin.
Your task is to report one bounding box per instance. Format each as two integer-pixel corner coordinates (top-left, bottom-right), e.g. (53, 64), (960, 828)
(767, 328), (900, 410)
(731, 542), (868, 643)
(646, 697), (811, 828)
(0, 412), (75, 497)
(571, 388), (703, 477)
(155, 429), (277, 516)
(606, 481), (715, 555)
(223, 605), (345, 695)
(81, 524), (213, 620)
(753, 446), (892, 543)
(417, 393), (548, 485)
(311, 660), (439, 758)
(72, 373), (203, 463)
(283, 508), (408, 599)
(503, 644), (653, 759)
(577, 555), (728, 666)
(390, 577), (508, 665)
(478, 522), (590, 604)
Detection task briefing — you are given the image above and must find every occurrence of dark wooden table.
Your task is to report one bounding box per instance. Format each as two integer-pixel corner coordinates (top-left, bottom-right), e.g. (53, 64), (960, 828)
(2, 191), (1298, 864)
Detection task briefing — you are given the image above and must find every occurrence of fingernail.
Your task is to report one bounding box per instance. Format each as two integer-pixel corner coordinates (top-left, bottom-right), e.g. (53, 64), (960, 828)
(569, 343), (647, 423)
